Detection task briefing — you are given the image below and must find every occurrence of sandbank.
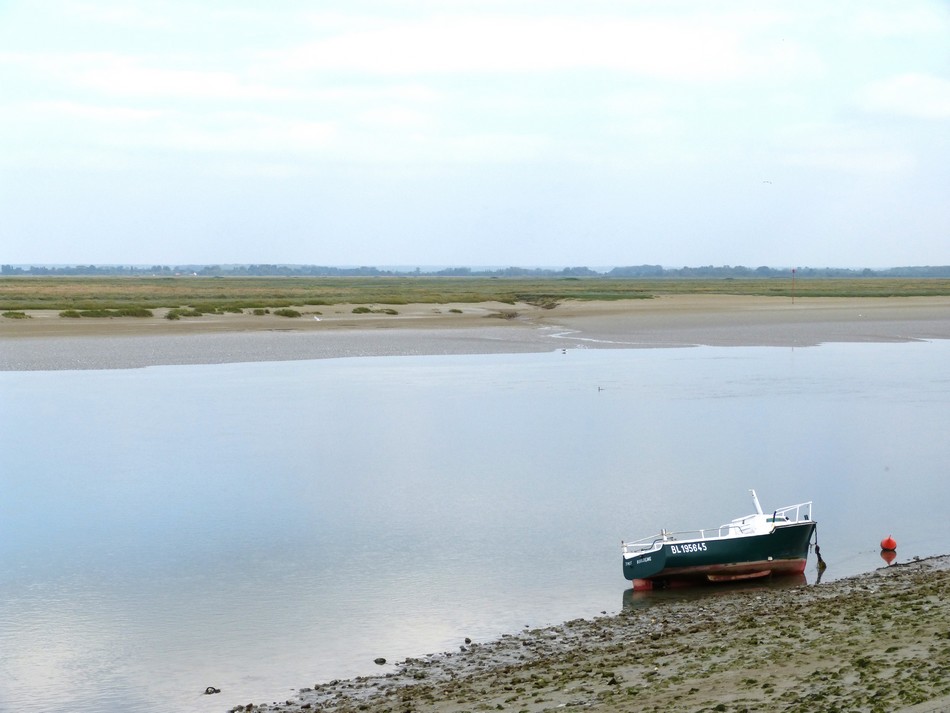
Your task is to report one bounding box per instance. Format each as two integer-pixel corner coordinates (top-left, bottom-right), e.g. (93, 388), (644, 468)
(2, 295), (950, 370)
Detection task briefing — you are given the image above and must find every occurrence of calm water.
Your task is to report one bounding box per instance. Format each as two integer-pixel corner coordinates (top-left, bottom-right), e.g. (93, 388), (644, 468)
(1, 341), (949, 713)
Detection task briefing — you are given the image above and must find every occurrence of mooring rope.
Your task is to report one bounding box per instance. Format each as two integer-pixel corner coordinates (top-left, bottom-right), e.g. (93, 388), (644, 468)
(813, 524), (826, 571)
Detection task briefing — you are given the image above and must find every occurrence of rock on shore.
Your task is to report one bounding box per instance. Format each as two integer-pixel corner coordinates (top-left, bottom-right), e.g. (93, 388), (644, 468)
(230, 556), (950, 713)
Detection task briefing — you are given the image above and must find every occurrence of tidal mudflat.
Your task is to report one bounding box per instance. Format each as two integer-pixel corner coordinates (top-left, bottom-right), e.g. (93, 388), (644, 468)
(237, 557), (950, 713)
(3, 295), (950, 370)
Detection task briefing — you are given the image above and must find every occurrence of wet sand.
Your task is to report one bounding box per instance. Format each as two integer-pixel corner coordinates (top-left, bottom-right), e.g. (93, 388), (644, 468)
(3, 295), (950, 370)
(233, 557), (950, 713)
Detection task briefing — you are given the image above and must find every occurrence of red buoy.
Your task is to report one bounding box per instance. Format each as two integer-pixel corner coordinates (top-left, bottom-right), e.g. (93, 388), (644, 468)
(881, 535), (897, 552)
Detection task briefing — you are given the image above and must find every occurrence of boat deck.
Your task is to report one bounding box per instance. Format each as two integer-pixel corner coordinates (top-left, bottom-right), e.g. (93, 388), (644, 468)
(622, 500), (813, 558)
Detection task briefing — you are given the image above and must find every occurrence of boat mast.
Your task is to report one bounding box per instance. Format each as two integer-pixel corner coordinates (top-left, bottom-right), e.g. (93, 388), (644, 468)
(750, 489), (764, 515)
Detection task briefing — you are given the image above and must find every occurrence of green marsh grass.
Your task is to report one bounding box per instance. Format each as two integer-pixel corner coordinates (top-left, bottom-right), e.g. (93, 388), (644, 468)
(2, 276), (949, 315)
(59, 307), (153, 318)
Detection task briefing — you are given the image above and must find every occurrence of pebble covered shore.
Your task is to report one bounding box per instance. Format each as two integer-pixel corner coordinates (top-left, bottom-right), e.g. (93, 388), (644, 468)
(229, 557), (950, 713)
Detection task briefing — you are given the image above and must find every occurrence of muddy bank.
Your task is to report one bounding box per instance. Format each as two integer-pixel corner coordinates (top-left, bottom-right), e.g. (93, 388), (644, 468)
(3, 295), (950, 370)
(232, 557), (950, 713)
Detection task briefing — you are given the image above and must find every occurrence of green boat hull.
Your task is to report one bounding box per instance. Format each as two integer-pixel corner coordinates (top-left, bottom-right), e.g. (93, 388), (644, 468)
(623, 521), (816, 590)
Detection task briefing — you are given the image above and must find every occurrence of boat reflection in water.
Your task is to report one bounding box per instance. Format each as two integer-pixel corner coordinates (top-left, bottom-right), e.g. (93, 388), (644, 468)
(621, 573), (808, 612)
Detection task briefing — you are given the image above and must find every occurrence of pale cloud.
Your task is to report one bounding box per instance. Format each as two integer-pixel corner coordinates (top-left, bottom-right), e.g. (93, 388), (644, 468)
(785, 146), (916, 175)
(0, 52), (278, 100)
(73, 56), (295, 101)
(62, 0), (173, 28)
(1, 0), (947, 265)
(859, 73), (950, 120)
(852, 5), (950, 37)
(779, 123), (917, 174)
(279, 14), (815, 82)
(357, 106), (435, 130)
(601, 91), (679, 133)
(0, 97), (163, 169)
(20, 100), (162, 122)
(151, 115), (338, 154)
(0, 99), (335, 169)
(382, 131), (551, 163)
(1, 51), (295, 101)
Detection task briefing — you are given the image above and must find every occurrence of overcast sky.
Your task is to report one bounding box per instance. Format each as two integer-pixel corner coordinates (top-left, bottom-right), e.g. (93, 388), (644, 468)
(1, 1), (948, 268)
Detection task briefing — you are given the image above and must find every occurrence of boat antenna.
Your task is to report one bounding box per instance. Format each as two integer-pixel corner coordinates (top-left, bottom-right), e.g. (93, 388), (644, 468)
(750, 489), (764, 515)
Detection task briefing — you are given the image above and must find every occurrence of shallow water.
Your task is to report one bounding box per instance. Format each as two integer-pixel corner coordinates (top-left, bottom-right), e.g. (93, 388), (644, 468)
(1, 341), (948, 713)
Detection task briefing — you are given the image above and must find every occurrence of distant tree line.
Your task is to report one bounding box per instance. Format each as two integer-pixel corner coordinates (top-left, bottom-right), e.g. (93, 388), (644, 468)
(603, 265), (950, 278)
(3, 263), (949, 278)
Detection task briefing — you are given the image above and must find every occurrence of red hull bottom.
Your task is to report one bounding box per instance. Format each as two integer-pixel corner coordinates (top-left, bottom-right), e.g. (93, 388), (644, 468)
(632, 558), (807, 591)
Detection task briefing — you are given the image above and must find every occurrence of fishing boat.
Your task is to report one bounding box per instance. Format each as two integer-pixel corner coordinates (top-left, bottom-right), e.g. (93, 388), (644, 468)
(621, 490), (816, 590)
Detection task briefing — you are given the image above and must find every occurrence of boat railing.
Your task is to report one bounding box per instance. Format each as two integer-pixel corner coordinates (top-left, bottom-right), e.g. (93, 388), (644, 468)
(772, 501), (813, 523)
(622, 528), (726, 555)
(622, 501), (813, 555)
